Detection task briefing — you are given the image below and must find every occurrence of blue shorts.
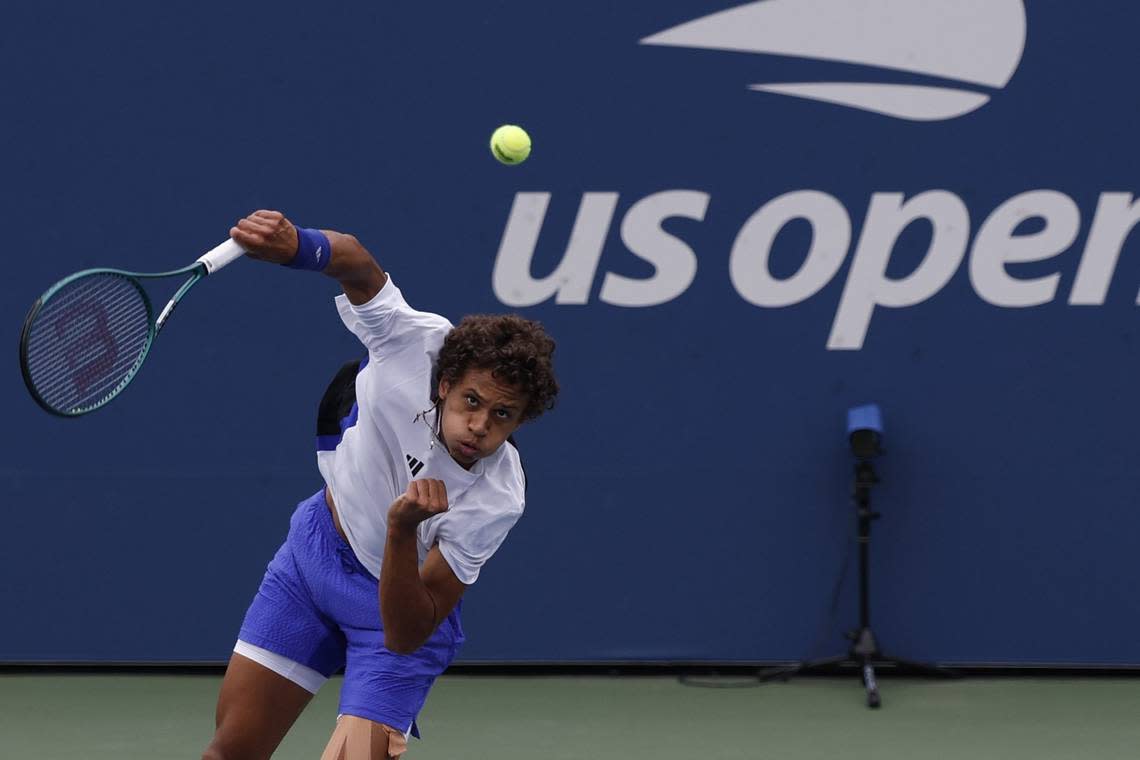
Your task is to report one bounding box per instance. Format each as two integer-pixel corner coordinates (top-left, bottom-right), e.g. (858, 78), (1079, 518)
(238, 489), (465, 736)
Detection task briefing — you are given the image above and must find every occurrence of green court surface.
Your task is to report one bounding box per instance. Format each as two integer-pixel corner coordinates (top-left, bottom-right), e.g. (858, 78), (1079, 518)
(1, 674), (1137, 759)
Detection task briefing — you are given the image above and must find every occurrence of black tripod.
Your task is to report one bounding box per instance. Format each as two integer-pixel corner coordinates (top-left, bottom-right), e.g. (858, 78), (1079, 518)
(759, 459), (956, 707)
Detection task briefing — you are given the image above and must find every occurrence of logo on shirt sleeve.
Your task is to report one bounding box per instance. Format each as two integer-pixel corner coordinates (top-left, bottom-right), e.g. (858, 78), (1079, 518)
(406, 454), (425, 476)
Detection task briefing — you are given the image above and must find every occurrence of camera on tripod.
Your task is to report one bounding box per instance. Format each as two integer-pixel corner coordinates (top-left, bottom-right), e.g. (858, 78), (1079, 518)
(759, 403), (956, 708)
(847, 404), (883, 518)
(847, 403), (883, 460)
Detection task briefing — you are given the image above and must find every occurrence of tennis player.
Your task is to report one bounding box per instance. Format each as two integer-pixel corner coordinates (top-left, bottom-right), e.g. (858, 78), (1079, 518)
(201, 210), (559, 760)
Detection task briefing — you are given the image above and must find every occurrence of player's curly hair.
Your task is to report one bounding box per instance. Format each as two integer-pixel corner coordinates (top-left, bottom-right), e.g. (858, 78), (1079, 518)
(435, 314), (559, 422)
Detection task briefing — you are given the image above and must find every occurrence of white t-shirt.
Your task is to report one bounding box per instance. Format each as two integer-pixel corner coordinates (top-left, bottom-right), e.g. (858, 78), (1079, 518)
(316, 277), (526, 585)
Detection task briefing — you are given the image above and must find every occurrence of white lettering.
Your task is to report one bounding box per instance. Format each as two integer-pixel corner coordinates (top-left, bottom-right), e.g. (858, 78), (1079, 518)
(970, 190), (1079, 307)
(729, 191), (851, 307)
(492, 192), (618, 306)
(829, 191), (969, 350)
(1070, 193), (1140, 305)
(491, 188), (1140, 350)
(600, 191), (709, 307)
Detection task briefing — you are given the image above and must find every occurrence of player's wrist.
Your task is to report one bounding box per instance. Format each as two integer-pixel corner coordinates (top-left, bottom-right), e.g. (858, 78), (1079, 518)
(387, 514), (419, 538)
(286, 226), (332, 272)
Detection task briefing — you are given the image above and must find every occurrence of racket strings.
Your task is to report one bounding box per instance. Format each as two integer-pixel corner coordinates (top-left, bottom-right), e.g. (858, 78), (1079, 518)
(31, 295), (143, 381)
(34, 277), (151, 401)
(29, 290), (150, 409)
(33, 296), (147, 383)
(28, 288), (146, 405)
(24, 274), (152, 414)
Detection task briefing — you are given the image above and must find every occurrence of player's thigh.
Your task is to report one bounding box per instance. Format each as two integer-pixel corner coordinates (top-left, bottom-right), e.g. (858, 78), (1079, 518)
(203, 652), (315, 760)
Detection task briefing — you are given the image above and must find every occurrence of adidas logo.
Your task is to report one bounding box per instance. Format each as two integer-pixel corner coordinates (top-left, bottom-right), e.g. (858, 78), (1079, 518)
(406, 454), (424, 476)
(640, 0), (1027, 121)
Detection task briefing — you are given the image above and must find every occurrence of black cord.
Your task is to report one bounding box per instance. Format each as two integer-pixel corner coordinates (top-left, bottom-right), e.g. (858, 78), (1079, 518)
(677, 672), (765, 688)
(677, 509), (853, 689)
(800, 528), (854, 663)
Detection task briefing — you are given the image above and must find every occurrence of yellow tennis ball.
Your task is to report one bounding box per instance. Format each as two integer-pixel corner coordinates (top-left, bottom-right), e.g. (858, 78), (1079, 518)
(490, 124), (531, 165)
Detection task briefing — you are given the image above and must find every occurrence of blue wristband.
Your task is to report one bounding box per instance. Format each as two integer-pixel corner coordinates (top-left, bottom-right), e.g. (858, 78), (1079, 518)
(287, 226), (332, 272)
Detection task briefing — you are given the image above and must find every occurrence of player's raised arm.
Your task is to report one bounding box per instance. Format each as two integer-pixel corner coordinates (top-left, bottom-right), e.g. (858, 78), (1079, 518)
(230, 209), (387, 304)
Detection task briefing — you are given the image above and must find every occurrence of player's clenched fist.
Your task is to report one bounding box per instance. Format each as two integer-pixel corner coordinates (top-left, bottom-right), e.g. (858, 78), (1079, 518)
(230, 209), (299, 264)
(388, 479), (449, 531)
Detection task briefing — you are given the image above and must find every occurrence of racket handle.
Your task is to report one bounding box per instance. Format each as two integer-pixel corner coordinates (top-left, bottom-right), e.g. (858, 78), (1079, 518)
(197, 238), (247, 275)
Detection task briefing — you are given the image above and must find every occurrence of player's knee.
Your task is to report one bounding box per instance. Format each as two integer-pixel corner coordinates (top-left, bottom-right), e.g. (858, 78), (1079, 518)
(201, 738), (266, 760)
(323, 715), (407, 760)
(200, 744), (226, 760)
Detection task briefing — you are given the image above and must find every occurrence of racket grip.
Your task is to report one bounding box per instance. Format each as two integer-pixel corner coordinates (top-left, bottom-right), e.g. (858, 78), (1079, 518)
(197, 238), (247, 275)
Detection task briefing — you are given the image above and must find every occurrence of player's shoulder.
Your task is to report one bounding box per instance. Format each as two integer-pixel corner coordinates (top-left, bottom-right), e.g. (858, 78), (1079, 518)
(340, 282), (454, 357)
(478, 441), (526, 514)
(339, 277), (453, 327)
(389, 280), (454, 350)
(388, 278), (453, 327)
(414, 310), (454, 350)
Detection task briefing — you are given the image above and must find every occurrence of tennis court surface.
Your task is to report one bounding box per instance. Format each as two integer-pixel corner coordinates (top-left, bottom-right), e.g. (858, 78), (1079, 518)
(1, 673), (1137, 759)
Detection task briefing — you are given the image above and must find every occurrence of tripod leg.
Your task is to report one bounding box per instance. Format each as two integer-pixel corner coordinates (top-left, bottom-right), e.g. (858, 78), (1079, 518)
(757, 664), (800, 683)
(862, 660), (881, 709)
(878, 653), (960, 679)
(758, 655), (848, 683)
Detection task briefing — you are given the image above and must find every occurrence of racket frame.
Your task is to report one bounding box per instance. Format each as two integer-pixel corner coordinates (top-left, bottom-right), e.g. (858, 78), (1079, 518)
(19, 238), (245, 417)
(19, 262), (204, 417)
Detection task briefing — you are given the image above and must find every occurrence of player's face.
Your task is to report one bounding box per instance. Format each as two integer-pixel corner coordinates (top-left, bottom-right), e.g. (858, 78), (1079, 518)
(437, 368), (528, 469)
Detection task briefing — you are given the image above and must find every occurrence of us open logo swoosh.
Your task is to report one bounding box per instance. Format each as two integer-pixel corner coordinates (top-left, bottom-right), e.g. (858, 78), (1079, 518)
(640, 0), (1027, 121)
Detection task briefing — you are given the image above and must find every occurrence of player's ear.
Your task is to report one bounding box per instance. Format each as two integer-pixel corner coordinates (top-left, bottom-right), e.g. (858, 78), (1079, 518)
(437, 378), (451, 400)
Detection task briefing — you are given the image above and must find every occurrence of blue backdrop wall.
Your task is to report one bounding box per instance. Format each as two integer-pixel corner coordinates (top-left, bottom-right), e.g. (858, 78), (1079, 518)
(2, 0), (1138, 665)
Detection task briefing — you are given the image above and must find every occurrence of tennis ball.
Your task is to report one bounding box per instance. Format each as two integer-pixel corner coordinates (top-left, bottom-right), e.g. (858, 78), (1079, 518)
(490, 124), (531, 165)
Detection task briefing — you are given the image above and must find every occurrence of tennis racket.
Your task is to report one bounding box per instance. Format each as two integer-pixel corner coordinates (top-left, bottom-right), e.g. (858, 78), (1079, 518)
(19, 238), (246, 417)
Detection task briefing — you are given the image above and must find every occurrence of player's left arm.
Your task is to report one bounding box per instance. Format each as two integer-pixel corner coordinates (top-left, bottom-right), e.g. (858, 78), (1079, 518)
(380, 479), (467, 654)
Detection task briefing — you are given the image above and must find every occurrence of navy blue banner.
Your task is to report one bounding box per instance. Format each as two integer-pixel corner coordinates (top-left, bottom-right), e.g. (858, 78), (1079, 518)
(2, 0), (1137, 664)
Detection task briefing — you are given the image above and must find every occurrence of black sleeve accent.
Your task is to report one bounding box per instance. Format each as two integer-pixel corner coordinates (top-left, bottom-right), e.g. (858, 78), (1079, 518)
(316, 358), (366, 436)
